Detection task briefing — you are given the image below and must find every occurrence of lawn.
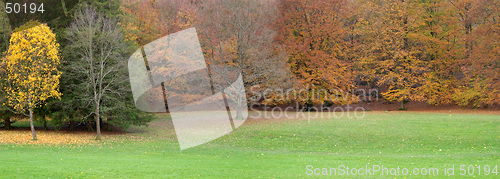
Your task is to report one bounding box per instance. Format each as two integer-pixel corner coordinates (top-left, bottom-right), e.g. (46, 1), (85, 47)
(0, 112), (499, 178)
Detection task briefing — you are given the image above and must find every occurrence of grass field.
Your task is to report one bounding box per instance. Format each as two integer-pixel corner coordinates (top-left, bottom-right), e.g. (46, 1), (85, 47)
(0, 112), (499, 178)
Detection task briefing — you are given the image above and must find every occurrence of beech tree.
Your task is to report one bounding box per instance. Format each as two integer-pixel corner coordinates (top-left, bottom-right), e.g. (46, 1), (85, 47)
(3, 21), (62, 140)
(196, 0), (291, 115)
(409, 0), (460, 105)
(356, 0), (429, 110)
(449, 0), (500, 107)
(121, 0), (198, 47)
(279, 0), (357, 107)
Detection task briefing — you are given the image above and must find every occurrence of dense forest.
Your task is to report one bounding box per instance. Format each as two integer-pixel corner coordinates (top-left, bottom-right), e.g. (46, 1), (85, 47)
(118, 0), (499, 109)
(0, 0), (499, 138)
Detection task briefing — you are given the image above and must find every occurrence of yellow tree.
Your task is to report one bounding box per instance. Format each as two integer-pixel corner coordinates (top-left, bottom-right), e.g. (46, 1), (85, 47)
(357, 0), (428, 110)
(448, 0), (500, 107)
(279, 0), (357, 108)
(3, 21), (62, 140)
(412, 0), (459, 105)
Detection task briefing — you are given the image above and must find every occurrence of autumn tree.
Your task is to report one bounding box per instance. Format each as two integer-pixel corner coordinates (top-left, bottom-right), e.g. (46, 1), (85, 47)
(356, 0), (430, 110)
(278, 0), (357, 108)
(3, 21), (62, 140)
(0, 56), (14, 130)
(121, 0), (198, 47)
(406, 0), (460, 105)
(195, 0), (291, 116)
(448, 0), (500, 107)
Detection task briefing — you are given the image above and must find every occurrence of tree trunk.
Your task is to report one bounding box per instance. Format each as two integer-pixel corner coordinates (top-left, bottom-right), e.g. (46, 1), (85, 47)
(400, 100), (405, 110)
(28, 95), (37, 140)
(465, 23), (473, 58)
(95, 104), (101, 140)
(29, 107), (37, 140)
(87, 119), (94, 131)
(235, 105), (242, 121)
(4, 118), (11, 130)
(69, 120), (75, 131)
(43, 116), (48, 130)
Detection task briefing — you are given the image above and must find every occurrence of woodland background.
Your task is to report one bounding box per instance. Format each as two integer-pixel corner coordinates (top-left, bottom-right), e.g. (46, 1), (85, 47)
(0, 0), (499, 131)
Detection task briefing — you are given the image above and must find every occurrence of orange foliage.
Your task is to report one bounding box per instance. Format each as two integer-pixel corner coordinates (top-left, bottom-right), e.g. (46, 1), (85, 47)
(278, 0), (357, 106)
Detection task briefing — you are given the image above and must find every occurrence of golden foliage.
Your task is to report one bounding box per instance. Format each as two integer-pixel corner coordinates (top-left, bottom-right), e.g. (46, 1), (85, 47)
(3, 22), (62, 113)
(279, 0), (357, 105)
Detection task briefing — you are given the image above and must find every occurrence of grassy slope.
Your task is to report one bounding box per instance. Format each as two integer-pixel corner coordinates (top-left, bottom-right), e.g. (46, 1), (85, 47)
(0, 112), (499, 178)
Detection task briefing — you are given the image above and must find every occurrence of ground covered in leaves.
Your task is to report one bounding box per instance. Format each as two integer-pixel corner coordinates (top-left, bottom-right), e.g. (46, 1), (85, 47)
(0, 130), (124, 145)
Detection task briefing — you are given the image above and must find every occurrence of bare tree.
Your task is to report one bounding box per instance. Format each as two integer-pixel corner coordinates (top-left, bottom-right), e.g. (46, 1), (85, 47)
(66, 5), (128, 140)
(197, 0), (292, 119)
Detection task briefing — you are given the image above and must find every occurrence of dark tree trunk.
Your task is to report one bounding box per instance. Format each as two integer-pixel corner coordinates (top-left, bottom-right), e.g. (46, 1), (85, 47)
(69, 120), (75, 131)
(43, 116), (48, 130)
(4, 118), (11, 130)
(87, 118), (94, 131)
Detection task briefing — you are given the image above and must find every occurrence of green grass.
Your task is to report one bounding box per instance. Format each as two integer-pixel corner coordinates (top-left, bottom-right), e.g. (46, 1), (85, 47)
(0, 112), (499, 178)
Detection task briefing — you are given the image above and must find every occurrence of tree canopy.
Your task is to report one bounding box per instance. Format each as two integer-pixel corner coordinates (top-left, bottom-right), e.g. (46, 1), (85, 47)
(3, 21), (61, 140)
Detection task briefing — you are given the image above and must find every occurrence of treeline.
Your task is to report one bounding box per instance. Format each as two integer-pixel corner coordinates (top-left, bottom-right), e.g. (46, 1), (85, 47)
(0, 0), (499, 135)
(119, 0), (499, 109)
(292, 0), (499, 108)
(274, 0), (500, 109)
